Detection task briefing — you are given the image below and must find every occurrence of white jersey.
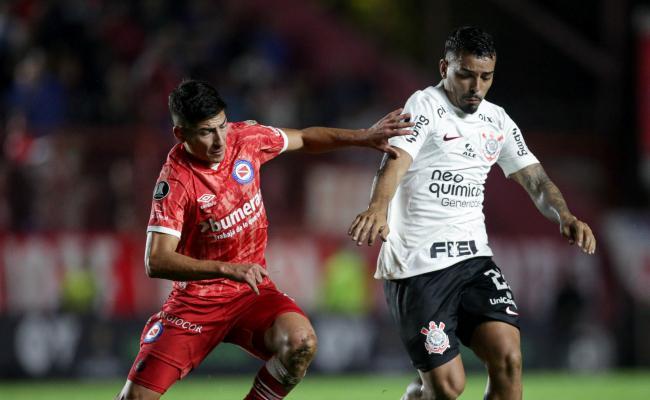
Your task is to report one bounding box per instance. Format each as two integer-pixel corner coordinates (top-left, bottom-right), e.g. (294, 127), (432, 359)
(376, 82), (539, 280)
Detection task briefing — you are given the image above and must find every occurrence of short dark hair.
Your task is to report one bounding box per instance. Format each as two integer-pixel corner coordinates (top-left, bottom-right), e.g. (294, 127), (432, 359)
(444, 26), (496, 60)
(168, 79), (227, 127)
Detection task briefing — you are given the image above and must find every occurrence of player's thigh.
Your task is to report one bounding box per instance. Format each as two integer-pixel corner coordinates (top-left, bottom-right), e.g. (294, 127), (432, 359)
(383, 268), (465, 372)
(470, 320), (521, 364)
(225, 287), (308, 359)
(457, 259), (520, 347)
(117, 380), (163, 400)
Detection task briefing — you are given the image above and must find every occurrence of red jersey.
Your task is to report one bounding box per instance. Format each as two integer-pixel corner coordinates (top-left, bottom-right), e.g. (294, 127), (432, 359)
(147, 121), (288, 298)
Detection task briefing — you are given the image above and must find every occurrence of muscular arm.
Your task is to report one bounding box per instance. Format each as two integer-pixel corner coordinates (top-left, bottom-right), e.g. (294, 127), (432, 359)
(145, 232), (268, 293)
(282, 109), (413, 158)
(509, 163), (596, 254)
(348, 147), (413, 246)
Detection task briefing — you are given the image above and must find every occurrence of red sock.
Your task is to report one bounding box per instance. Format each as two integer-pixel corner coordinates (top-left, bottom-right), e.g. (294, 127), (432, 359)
(244, 365), (289, 400)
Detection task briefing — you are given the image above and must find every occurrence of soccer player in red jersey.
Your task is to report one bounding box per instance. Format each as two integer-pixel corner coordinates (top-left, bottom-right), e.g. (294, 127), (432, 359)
(116, 80), (413, 400)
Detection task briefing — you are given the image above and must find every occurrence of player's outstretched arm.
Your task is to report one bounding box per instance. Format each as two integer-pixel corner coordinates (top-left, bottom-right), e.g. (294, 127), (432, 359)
(145, 232), (268, 294)
(282, 108), (413, 158)
(348, 148), (413, 246)
(509, 163), (596, 254)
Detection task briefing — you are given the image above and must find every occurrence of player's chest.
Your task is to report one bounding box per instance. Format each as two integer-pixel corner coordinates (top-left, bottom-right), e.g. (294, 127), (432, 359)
(432, 117), (504, 165)
(191, 157), (261, 217)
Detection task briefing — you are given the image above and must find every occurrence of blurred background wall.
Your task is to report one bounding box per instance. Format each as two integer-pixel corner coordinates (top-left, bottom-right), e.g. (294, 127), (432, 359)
(0, 0), (649, 379)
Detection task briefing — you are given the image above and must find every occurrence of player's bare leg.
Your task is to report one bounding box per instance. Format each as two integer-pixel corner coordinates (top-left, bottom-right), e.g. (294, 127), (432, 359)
(402, 354), (465, 400)
(116, 380), (161, 400)
(470, 321), (522, 400)
(244, 312), (317, 399)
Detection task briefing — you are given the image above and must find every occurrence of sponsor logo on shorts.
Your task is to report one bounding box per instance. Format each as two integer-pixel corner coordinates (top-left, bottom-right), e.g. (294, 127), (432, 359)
(159, 311), (202, 333)
(420, 321), (450, 355)
(490, 290), (517, 307)
(232, 159), (254, 184)
(135, 358), (147, 372)
(506, 306), (519, 316)
(144, 321), (164, 343)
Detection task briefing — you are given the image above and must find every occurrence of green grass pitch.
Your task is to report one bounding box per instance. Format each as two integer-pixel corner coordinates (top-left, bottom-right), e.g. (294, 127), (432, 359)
(1, 372), (649, 399)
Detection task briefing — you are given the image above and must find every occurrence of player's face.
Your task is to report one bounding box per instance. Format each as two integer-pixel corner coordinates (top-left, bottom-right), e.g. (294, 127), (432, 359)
(181, 111), (229, 164)
(440, 52), (495, 114)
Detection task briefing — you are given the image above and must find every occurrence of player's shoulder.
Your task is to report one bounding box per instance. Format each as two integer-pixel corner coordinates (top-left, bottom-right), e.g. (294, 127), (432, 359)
(405, 85), (448, 121)
(230, 120), (284, 143)
(406, 85), (443, 105)
(160, 145), (193, 183)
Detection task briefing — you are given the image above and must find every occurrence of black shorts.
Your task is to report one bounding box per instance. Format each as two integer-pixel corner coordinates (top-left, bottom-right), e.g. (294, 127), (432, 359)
(384, 257), (519, 371)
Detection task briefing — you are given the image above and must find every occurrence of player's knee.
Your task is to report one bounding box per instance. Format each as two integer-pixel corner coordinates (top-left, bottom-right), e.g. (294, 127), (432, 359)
(428, 377), (465, 400)
(490, 348), (522, 379)
(285, 330), (317, 370)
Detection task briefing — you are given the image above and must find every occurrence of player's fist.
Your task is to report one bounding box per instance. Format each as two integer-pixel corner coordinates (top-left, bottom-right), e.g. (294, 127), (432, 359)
(560, 215), (596, 255)
(219, 263), (268, 294)
(348, 207), (390, 246)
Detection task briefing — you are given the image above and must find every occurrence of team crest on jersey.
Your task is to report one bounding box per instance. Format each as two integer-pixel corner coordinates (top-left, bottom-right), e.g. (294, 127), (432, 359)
(420, 321), (450, 355)
(232, 159), (254, 184)
(480, 132), (504, 161)
(153, 181), (170, 200)
(143, 321), (164, 343)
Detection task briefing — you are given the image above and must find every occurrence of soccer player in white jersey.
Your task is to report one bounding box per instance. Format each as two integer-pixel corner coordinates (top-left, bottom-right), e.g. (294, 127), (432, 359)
(348, 26), (596, 400)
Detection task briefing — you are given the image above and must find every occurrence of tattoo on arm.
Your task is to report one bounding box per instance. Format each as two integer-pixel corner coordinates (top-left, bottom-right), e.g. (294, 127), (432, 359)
(511, 164), (572, 224)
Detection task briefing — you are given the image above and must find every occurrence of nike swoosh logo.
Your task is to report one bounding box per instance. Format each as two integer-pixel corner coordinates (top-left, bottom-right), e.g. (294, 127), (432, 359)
(506, 306), (519, 316)
(443, 133), (462, 141)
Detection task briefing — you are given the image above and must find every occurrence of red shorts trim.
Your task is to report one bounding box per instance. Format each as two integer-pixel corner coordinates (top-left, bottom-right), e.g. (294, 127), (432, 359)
(127, 284), (306, 393)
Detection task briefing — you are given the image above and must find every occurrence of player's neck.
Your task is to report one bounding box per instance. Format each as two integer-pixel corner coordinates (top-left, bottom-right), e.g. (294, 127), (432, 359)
(181, 143), (220, 170)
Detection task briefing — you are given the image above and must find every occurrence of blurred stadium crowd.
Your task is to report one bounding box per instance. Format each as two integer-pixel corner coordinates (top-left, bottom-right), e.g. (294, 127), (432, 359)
(0, 0), (407, 233)
(1, 0), (649, 380)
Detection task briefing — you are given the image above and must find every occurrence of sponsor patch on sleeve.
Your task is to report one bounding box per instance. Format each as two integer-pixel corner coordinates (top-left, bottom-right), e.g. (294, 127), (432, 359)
(153, 180), (170, 200)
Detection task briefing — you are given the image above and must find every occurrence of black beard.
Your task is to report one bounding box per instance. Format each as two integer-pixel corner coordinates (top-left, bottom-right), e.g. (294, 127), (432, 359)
(460, 103), (480, 114)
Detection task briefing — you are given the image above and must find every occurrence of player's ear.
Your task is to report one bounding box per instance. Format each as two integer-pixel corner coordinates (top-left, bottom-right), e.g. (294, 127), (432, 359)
(439, 59), (448, 79)
(172, 126), (185, 142)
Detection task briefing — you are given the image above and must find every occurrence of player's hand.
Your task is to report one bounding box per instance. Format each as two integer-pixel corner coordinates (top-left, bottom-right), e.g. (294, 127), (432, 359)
(219, 263), (268, 294)
(560, 215), (596, 254)
(360, 108), (413, 159)
(348, 207), (390, 246)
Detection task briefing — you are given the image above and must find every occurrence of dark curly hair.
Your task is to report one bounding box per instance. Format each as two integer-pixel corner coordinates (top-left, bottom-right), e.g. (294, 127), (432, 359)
(444, 26), (496, 60)
(168, 79), (227, 127)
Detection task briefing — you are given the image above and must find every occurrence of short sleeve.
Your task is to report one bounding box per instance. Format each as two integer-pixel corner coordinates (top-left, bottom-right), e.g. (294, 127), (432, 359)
(497, 112), (540, 176)
(388, 90), (436, 160)
(252, 124), (289, 164)
(147, 171), (189, 238)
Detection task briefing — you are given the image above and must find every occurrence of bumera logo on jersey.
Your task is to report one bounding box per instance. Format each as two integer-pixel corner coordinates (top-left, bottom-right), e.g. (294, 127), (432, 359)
(430, 240), (478, 258)
(405, 115), (430, 143)
(232, 159), (254, 184)
(199, 190), (262, 233)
